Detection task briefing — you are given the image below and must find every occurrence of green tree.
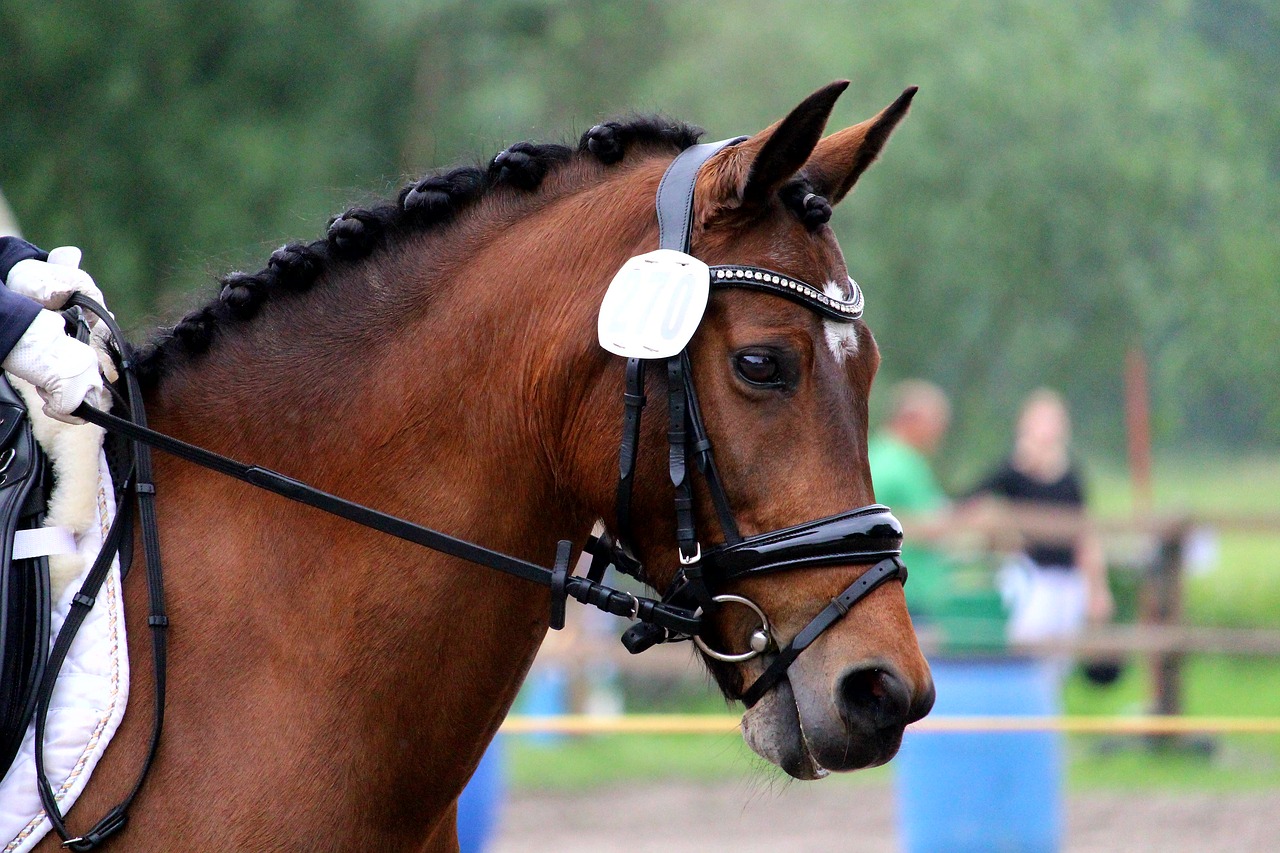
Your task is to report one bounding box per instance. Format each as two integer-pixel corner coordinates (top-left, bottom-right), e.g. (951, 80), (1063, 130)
(2, 0), (1275, 455)
(1, 1), (421, 319)
(639, 0), (1280, 458)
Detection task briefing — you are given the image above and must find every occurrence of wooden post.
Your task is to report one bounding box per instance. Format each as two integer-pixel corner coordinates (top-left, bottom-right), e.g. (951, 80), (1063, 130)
(1125, 345), (1153, 512)
(1141, 523), (1188, 743)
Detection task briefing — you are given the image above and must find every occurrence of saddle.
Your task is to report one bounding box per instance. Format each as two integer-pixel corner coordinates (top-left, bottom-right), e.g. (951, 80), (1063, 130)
(0, 372), (51, 777)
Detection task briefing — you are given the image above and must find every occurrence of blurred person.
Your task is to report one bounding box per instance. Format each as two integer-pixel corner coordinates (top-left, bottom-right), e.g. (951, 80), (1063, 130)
(0, 236), (109, 422)
(966, 389), (1113, 648)
(0, 191), (18, 238)
(868, 379), (953, 620)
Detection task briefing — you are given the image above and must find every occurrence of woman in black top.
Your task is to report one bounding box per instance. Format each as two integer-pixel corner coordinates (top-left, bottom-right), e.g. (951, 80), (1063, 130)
(968, 390), (1112, 644)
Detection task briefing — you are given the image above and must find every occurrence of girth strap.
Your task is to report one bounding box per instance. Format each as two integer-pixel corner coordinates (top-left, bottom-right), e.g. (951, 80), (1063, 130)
(739, 557), (907, 708)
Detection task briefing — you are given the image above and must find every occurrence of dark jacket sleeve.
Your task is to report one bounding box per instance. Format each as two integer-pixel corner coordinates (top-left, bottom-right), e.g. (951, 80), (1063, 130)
(0, 237), (48, 359)
(0, 237), (48, 280)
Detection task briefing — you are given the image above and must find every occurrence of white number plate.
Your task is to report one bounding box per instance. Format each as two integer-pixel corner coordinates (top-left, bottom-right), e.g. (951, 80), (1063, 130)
(597, 249), (710, 358)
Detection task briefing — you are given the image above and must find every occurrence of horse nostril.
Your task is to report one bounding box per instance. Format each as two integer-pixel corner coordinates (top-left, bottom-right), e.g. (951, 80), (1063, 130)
(907, 677), (936, 724)
(837, 665), (911, 731)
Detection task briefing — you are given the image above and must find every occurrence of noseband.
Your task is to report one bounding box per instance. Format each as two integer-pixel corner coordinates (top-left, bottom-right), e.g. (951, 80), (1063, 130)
(586, 138), (908, 707)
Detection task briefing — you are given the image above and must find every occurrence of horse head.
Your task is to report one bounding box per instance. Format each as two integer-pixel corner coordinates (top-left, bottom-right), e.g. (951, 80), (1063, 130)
(588, 82), (935, 778)
(90, 81), (939, 848)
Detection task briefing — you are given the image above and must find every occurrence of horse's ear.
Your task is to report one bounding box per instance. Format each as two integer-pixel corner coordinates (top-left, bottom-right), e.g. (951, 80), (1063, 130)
(700, 81), (850, 211)
(805, 86), (917, 205)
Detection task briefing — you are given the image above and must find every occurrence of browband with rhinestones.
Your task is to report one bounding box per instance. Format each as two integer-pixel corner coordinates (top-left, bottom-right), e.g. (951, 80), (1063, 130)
(709, 265), (864, 322)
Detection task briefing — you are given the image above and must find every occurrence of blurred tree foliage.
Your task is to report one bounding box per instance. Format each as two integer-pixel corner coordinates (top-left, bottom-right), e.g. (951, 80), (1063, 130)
(1, 0), (1275, 464)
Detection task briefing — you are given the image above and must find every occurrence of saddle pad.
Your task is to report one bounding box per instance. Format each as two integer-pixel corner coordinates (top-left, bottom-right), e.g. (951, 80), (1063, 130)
(0, 451), (128, 853)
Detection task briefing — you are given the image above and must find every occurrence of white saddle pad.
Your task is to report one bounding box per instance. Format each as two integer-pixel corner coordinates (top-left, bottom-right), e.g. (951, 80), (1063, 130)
(1, 450), (129, 853)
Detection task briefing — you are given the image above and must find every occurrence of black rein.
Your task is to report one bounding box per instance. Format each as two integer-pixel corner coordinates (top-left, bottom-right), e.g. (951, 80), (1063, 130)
(70, 398), (702, 638)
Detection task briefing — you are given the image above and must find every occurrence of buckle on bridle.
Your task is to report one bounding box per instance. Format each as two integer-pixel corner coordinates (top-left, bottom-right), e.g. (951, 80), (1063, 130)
(679, 542), (701, 565)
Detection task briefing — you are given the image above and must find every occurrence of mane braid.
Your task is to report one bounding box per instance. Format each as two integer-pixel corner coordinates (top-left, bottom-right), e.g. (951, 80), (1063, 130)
(134, 115), (704, 387)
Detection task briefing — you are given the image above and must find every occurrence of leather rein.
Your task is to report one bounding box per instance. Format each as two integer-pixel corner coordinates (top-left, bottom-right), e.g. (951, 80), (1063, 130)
(37, 138), (906, 849)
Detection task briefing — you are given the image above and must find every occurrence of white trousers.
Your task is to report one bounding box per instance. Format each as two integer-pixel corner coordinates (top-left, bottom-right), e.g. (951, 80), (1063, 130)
(999, 558), (1087, 646)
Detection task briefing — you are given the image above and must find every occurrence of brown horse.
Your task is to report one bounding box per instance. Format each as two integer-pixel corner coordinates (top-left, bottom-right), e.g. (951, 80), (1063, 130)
(48, 81), (933, 851)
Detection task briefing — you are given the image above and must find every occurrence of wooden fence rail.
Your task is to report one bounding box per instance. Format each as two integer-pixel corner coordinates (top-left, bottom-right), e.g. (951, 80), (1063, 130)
(536, 505), (1280, 719)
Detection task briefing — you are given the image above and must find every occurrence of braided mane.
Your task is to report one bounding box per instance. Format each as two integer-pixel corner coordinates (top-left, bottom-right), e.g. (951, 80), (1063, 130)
(136, 116), (831, 386)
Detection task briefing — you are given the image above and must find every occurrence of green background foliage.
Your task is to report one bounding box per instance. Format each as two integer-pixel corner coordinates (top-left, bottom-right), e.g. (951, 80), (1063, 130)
(1, 0), (1276, 467)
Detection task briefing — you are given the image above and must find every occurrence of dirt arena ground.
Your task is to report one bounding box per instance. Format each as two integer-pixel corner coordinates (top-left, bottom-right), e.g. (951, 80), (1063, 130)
(491, 780), (1279, 852)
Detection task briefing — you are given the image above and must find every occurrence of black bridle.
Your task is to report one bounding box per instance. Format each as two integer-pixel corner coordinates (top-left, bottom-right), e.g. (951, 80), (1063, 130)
(594, 138), (908, 706)
(32, 138), (905, 849)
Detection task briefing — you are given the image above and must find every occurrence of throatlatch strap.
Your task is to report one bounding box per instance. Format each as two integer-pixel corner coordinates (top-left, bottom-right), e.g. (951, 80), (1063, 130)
(614, 357), (646, 541)
(679, 351), (740, 545)
(739, 557), (908, 708)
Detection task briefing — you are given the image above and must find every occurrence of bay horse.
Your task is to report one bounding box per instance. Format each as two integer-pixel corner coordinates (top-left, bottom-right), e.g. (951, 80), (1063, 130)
(46, 81), (933, 851)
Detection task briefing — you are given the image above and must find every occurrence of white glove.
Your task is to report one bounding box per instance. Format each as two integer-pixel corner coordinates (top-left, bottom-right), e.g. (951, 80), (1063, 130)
(5, 246), (107, 314)
(3, 309), (109, 424)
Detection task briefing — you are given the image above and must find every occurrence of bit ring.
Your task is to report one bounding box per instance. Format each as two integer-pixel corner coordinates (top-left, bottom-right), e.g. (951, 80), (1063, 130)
(693, 594), (774, 662)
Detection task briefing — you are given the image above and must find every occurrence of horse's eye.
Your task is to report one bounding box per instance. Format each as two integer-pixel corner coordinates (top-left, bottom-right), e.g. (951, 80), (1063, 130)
(734, 351), (782, 387)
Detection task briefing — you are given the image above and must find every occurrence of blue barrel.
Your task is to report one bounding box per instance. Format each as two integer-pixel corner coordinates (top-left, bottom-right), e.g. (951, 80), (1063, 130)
(518, 666), (570, 745)
(894, 657), (1063, 853)
(457, 736), (504, 853)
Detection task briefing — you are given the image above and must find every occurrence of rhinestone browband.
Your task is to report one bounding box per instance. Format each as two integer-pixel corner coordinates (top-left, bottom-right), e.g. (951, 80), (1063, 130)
(709, 265), (864, 322)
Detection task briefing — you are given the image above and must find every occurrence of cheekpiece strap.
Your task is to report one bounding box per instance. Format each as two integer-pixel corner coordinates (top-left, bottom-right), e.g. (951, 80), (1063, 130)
(711, 265), (864, 322)
(666, 355), (698, 562)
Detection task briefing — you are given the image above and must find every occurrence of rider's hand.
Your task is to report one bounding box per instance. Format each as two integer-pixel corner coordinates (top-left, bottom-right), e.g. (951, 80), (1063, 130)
(5, 246), (107, 315)
(2, 309), (108, 424)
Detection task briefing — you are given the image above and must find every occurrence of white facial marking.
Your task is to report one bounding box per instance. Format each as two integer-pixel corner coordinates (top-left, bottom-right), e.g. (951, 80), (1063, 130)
(823, 279), (859, 363)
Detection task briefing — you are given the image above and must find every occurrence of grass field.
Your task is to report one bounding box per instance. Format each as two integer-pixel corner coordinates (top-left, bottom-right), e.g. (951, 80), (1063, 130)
(504, 658), (1280, 794)
(1089, 452), (1280, 628)
(505, 451), (1280, 792)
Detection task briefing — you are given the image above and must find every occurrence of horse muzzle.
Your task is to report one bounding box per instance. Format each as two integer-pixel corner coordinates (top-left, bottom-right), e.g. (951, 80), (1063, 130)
(687, 506), (910, 708)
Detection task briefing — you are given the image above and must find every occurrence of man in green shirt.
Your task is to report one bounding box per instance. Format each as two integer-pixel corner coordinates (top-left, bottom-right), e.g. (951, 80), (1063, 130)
(868, 380), (952, 620)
